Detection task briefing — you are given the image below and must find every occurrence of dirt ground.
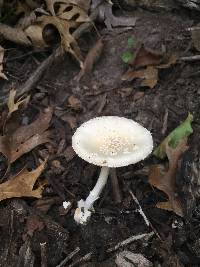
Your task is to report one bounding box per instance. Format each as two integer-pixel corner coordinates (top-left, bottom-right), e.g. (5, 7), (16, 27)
(1, 6), (200, 267)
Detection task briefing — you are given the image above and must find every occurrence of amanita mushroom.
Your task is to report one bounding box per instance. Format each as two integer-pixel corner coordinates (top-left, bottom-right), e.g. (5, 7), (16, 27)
(72, 116), (153, 224)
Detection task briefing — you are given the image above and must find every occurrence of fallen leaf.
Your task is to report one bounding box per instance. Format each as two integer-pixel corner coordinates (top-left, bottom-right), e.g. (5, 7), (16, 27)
(7, 89), (30, 117)
(75, 38), (104, 81)
(0, 161), (46, 202)
(0, 23), (31, 46)
(149, 139), (188, 216)
(122, 66), (158, 89)
(36, 15), (83, 63)
(153, 113), (193, 159)
(157, 54), (178, 69)
(0, 45), (7, 80)
(0, 107), (52, 163)
(57, 3), (90, 22)
(26, 215), (44, 237)
(129, 44), (163, 68)
(25, 24), (47, 47)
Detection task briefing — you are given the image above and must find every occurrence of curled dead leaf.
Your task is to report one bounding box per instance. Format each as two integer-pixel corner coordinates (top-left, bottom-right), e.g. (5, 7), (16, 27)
(0, 160), (46, 202)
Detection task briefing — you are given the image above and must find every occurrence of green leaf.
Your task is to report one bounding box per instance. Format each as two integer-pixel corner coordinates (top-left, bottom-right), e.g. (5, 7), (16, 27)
(121, 51), (134, 63)
(153, 113), (193, 159)
(128, 37), (135, 48)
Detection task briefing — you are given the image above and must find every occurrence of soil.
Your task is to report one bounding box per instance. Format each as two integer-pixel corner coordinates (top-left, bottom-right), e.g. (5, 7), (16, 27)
(1, 7), (200, 267)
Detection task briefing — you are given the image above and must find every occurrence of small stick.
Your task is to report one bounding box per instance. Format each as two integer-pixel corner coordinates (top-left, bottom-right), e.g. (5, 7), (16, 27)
(129, 190), (162, 240)
(56, 247), (80, 267)
(180, 55), (200, 62)
(110, 168), (122, 203)
(129, 189), (150, 227)
(40, 242), (48, 267)
(0, 10), (99, 105)
(69, 232), (154, 267)
(107, 232), (154, 253)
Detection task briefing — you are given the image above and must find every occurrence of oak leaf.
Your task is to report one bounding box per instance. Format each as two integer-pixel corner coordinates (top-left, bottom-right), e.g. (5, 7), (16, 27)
(0, 161), (46, 202)
(149, 139), (188, 216)
(0, 107), (52, 163)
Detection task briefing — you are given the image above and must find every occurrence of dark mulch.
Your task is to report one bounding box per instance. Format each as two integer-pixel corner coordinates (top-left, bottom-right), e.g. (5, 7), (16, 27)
(0, 8), (200, 267)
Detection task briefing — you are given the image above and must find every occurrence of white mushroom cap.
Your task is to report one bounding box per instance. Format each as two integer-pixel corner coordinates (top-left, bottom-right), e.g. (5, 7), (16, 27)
(72, 116), (153, 168)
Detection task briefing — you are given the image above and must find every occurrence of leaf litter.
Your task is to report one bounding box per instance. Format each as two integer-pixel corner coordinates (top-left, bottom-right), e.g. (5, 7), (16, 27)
(154, 113), (193, 159)
(0, 106), (53, 164)
(149, 139), (189, 217)
(0, 160), (46, 202)
(122, 42), (178, 88)
(0, 0), (91, 64)
(7, 89), (30, 118)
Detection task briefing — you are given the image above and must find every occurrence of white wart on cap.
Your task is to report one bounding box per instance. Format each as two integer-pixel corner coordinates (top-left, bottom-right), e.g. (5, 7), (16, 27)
(72, 116), (153, 167)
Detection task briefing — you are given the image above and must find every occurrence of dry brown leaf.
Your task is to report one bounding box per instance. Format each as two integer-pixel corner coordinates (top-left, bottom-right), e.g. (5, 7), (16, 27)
(122, 66), (158, 89)
(25, 24), (47, 47)
(36, 15), (83, 63)
(0, 107), (52, 163)
(0, 23), (31, 46)
(7, 89), (30, 117)
(149, 139), (188, 216)
(130, 44), (163, 68)
(0, 45), (7, 80)
(75, 38), (104, 81)
(45, 0), (90, 20)
(157, 54), (178, 69)
(57, 3), (90, 22)
(0, 161), (46, 202)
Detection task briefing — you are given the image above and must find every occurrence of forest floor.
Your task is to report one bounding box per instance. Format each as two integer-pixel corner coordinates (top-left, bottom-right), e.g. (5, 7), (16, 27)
(0, 4), (200, 267)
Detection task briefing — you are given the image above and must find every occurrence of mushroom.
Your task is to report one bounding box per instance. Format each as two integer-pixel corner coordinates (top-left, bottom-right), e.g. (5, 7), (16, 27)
(72, 116), (153, 224)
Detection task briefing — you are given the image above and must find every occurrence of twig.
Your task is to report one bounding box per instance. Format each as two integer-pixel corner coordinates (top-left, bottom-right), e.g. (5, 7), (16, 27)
(40, 242), (48, 267)
(56, 247), (80, 267)
(1, 10), (99, 105)
(110, 168), (122, 203)
(129, 190), (162, 240)
(107, 232), (154, 253)
(69, 232), (154, 267)
(129, 189), (150, 227)
(180, 55), (200, 62)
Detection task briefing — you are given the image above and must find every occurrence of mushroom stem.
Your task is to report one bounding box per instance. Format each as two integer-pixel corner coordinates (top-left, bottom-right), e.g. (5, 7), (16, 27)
(74, 166), (109, 224)
(84, 166), (110, 209)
